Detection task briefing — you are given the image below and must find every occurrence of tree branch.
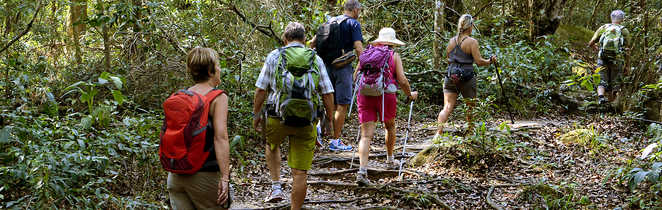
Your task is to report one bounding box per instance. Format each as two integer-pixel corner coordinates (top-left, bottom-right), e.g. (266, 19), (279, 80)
(0, 1), (43, 54)
(221, 2), (283, 44)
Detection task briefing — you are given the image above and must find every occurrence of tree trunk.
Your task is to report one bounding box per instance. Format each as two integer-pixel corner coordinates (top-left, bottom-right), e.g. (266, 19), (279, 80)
(528, 0), (534, 40)
(99, 0), (111, 73)
(642, 0), (648, 56)
(528, 0), (567, 38)
(445, 0), (464, 34)
(500, 0), (505, 41)
(433, 0), (444, 70)
(133, 0), (142, 32)
(70, 0), (87, 65)
(588, 0), (603, 27)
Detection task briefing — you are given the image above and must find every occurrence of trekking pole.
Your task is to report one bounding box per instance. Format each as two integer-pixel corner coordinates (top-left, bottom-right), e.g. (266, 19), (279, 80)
(398, 96), (415, 180)
(493, 60), (515, 124)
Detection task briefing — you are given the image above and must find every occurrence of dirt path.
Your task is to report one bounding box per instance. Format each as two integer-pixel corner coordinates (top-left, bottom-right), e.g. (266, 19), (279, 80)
(229, 112), (646, 209)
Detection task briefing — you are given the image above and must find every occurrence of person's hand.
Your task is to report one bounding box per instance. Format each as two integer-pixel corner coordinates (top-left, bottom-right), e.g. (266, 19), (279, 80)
(253, 113), (263, 133)
(217, 179), (229, 206)
(490, 56), (497, 64)
(409, 91), (419, 101)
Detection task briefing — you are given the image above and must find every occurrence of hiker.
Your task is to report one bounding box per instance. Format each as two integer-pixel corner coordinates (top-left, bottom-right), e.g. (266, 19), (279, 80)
(252, 22), (335, 209)
(311, 0), (364, 151)
(588, 10), (630, 105)
(353, 28), (418, 186)
(434, 14), (496, 139)
(162, 47), (231, 209)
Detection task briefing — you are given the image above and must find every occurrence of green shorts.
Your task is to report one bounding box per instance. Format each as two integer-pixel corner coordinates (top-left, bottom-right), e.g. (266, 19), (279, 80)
(265, 117), (317, 171)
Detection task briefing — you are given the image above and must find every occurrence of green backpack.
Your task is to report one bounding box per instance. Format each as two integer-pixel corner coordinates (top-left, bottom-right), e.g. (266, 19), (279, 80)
(273, 46), (322, 127)
(599, 24), (625, 56)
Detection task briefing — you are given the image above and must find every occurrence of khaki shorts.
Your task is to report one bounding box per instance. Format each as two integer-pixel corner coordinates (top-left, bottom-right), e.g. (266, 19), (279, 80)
(443, 77), (477, 99)
(265, 117), (316, 171)
(167, 172), (225, 210)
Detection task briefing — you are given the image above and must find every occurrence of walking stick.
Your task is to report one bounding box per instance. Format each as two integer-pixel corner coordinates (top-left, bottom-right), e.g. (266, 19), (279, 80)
(493, 60), (515, 124)
(398, 99), (415, 180)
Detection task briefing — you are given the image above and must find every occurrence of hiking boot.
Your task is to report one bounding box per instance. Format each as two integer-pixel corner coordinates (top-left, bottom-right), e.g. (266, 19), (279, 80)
(356, 172), (372, 187)
(387, 158), (402, 170)
(264, 188), (285, 203)
(328, 139), (352, 152)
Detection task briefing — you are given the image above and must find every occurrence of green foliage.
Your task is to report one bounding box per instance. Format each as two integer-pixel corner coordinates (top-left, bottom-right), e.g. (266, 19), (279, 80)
(0, 108), (164, 208)
(518, 180), (592, 209)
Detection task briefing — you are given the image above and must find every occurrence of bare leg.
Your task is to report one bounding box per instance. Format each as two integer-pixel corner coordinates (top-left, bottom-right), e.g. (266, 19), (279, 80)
(359, 122), (377, 169)
(265, 144), (281, 182)
(384, 119), (396, 157)
(465, 100), (475, 133)
(291, 169), (307, 210)
(435, 92), (459, 136)
(597, 86), (606, 96)
(334, 104), (349, 139)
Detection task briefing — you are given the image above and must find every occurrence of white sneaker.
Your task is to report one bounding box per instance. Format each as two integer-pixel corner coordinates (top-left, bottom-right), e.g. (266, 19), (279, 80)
(265, 188), (285, 203)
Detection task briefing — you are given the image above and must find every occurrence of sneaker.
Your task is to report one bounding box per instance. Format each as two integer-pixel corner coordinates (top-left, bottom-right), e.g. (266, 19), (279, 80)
(356, 172), (372, 187)
(328, 139), (352, 152)
(387, 159), (402, 170)
(264, 188), (285, 203)
(598, 96), (607, 105)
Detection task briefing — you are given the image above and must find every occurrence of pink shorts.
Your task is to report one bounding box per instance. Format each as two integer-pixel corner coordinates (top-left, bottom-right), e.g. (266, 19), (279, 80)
(357, 93), (397, 123)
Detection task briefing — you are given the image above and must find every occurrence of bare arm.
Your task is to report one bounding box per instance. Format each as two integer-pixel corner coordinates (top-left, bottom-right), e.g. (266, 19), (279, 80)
(322, 93), (335, 121)
(393, 53), (415, 99)
(253, 88), (267, 131)
(354, 41), (364, 57)
(211, 93), (230, 204)
(470, 39), (492, 66)
(588, 25), (604, 46)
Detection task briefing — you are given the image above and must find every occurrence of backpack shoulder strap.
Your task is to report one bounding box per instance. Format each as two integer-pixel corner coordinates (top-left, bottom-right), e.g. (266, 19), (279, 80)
(204, 89), (225, 104)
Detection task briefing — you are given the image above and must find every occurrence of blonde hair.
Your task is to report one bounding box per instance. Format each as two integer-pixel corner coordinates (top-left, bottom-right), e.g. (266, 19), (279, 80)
(186, 47), (219, 83)
(457, 14), (473, 36)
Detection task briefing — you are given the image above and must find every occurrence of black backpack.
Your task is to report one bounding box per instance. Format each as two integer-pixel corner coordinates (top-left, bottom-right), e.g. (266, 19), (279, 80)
(315, 15), (349, 65)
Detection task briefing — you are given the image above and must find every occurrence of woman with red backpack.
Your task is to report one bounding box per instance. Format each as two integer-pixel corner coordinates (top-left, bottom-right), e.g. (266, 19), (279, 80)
(352, 28), (418, 186)
(161, 47), (231, 209)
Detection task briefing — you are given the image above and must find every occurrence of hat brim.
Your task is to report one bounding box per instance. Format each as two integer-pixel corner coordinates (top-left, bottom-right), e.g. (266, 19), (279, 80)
(371, 38), (405, 46)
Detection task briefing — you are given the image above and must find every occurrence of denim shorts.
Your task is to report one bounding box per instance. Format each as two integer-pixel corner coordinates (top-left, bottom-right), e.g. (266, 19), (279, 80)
(326, 63), (354, 105)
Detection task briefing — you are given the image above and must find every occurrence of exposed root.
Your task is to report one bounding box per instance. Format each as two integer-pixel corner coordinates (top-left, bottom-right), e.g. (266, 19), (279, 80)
(486, 186), (504, 210)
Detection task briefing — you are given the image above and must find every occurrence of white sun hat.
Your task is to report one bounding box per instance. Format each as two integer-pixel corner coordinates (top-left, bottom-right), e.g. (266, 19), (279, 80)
(371, 27), (405, 46)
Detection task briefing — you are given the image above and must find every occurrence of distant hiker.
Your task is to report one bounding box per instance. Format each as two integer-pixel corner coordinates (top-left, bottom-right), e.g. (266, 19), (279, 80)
(161, 47), (231, 209)
(588, 10), (630, 105)
(434, 14), (496, 139)
(253, 22), (335, 209)
(353, 28), (418, 186)
(311, 0), (364, 151)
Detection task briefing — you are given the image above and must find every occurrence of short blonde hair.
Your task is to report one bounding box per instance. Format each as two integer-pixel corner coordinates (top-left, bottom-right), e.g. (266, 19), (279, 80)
(457, 14), (473, 36)
(186, 47), (219, 83)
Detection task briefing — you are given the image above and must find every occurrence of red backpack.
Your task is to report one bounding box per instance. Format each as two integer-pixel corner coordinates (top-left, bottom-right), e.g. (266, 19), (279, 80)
(159, 89), (225, 174)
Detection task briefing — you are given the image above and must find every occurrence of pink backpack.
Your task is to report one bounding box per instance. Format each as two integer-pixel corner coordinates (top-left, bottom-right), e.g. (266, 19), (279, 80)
(356, 45), (396, 96)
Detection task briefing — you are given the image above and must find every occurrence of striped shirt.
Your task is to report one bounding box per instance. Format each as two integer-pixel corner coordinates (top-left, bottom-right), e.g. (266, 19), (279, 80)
(255, 43), (334, 105)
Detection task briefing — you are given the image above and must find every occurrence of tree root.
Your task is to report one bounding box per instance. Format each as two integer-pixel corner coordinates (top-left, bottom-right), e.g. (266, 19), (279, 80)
(486, 186), (505, 210)
(309, 168), (358, 176)
(257, 196), (370, 210)
(306, 180), (451, 209)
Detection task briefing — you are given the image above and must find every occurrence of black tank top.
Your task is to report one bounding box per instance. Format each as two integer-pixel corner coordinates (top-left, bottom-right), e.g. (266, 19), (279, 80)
(447, 36), (474, 72)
